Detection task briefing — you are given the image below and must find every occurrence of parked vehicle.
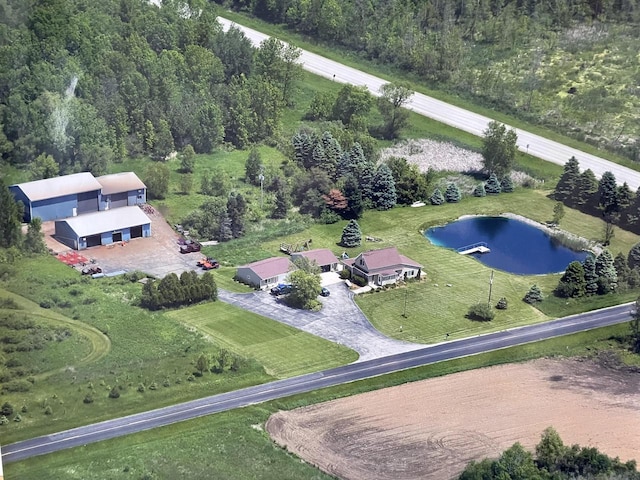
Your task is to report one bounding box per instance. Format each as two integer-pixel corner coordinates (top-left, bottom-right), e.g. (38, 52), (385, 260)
(82, 266), (102, 275)
(270, 283), (292, 296)
(202, 259), (220, 270)
(179, 240), (201, 253)
(320, 287), (330, 297)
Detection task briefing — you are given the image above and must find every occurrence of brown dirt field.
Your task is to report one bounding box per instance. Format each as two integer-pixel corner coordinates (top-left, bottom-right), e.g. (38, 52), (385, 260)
(267, 358), (640, 480)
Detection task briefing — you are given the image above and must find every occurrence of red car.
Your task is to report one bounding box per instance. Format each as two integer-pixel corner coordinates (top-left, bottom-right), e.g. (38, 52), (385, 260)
(179, 240), (201, 254)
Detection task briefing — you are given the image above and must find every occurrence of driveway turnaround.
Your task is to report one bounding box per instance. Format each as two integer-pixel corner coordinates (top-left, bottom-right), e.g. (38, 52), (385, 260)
(217, 17), (640, 190)
(218, 281), (424, 362)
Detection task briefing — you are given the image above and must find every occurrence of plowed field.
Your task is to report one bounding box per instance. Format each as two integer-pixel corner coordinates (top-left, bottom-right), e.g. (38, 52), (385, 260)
(267, 358), (640, 480)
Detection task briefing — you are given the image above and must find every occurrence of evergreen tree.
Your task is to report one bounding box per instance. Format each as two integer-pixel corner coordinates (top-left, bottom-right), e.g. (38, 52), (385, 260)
(555, 156), (580, 203)
(430, 188), (445, 205)
(473, 183), (486, 197)
(158, 273), (183, 307)
(371, 164), (396, 210)
(141, 280), (161, 310)
(291, 128), (317, 169)
(597, 171), (618, 215)
(481, 121), (517, 177)
(582, 255), (598, 296)
(445, 183), (461, 203)
(320, 131), (341, 180)
(227, 193), (246, 238)
(153, 119), (175, 161)
(24, 218), (47, 254)
(595, 249), (617, 294)
(271, 176), (290, 219)
(357, 160), (375, 205)
(340, 219), (362, 247)
(218, 211), (233, 242)
(555, 261), (586, 298)
(0, 181), (23, 249)
(485, 173), (502, 194)
(244, 148), (263, 186)
(628, 242), (640, 270)
(181, 145), (196, 173)
(576, 169), (598, 207)
(614, 252), (631, 287)
(617, 182), (633, 211)
(500, 175), (514, 193)
(200, 272), (218, 301)
(523, 284), (543, 304)
(342, 175), (364, 219)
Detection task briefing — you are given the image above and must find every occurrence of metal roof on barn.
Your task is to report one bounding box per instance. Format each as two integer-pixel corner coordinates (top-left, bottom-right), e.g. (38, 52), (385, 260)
(60, 206), (151, 237)
(96, 172), (147, 195)
(12, 172), (102, 202)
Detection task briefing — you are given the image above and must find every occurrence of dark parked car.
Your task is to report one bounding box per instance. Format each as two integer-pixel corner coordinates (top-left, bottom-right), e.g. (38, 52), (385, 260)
(320, 287), (330, 297)
(270, 283), (292, 296)
(179, 240), (201, 254)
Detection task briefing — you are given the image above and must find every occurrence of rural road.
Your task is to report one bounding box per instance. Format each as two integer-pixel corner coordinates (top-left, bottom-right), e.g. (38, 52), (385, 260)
(217, 17), (640, 190)
(2, 302), (634, 464)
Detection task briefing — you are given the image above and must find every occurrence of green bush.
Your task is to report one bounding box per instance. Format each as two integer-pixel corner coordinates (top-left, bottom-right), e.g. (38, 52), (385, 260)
(44, 406), (53, 415)
(83, 394), (94, 404)
(2, 380), (31, 393)
(496, 297), (508, 309)
(467, 303), (495, 321)
(108, 387), (120, 399)
(352, 275), (368, 287)
(339, 269), (351, 279)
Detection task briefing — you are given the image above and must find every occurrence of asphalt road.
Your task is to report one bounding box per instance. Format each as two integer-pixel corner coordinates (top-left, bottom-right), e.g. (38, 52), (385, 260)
(217, 17), (640, 190)
(2, 302), (634, 464)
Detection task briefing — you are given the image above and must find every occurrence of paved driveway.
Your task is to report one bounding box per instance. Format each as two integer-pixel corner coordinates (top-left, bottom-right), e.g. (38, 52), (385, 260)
(218, 279), (424, 362)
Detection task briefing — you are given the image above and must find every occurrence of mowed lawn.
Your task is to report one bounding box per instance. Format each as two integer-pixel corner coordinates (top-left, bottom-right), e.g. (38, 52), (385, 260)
(258, 188), (640, 343)
(167, 302), (358, 378)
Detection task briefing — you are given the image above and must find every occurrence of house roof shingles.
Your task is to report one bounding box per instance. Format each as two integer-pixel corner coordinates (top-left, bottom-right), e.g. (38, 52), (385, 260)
(291, 248), (339, 266)
(240, 257), (295, 280)
(350, 247), (422, 274)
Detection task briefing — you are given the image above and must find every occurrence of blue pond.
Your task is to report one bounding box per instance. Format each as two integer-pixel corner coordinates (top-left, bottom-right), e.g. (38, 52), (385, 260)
(425, 216), (589, 275)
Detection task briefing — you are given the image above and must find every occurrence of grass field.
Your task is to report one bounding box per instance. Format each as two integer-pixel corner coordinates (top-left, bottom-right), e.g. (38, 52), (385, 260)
(6, 322), (634, 480)
(167, 303), (358, 378)
(0, 257), (355, 444)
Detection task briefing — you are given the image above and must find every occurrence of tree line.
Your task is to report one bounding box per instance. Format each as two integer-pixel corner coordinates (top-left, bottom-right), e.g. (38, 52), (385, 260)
(459, 427), (639, 479)
(0, 0), (304, 176)
(555, 157), (640, 240)
(140, 271), (217, 310)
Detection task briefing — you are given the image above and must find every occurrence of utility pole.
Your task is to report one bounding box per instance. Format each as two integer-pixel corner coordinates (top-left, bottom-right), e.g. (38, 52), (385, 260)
(258, 168), (265, 209)
(488, 270), (494, 307)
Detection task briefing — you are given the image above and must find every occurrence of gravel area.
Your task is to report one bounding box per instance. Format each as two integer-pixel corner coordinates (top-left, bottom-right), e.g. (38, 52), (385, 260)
(380, 139), (484, 173)
(379, 139), (540, 188)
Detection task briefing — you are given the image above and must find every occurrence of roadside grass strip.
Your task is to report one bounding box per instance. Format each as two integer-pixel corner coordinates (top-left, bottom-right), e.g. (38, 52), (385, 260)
(167, 302), (358, 378)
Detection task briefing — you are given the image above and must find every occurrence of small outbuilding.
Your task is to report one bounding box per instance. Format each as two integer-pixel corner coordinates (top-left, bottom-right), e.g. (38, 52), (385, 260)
(290, 248), (341, 272)
(9, 172), (102, 222)
(342, 246), (422, 287)
(236, 257), (296, 290)
(54, 206), (151, 250)
(96, 172), (147, 210)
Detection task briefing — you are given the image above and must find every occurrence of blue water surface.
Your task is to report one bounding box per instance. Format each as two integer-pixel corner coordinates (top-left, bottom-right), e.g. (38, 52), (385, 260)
(425, 216), (589, 275)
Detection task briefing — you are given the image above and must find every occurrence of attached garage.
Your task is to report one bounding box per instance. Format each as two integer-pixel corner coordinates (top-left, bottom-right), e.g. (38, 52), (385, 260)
(97, 172), (147, 210)
(55, 206), (151, 250)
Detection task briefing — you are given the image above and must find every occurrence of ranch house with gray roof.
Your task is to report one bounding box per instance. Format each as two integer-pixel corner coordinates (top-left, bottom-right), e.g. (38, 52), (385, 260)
(342, 246), (422, 287)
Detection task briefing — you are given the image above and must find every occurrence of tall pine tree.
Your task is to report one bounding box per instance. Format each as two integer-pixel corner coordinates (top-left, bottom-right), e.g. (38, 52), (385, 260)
(371, 164), (396, 210)
(0, 181), (22, 249)
(340, 219), (362, 247)
(582, 255), (598, 296)
(555, 156), (580, 203)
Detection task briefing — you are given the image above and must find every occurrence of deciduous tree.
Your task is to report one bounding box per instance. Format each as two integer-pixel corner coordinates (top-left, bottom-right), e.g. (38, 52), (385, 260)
(0, 181), (23, 248)
(481, 121), (518, 177)
(377, 81), (413, 139)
